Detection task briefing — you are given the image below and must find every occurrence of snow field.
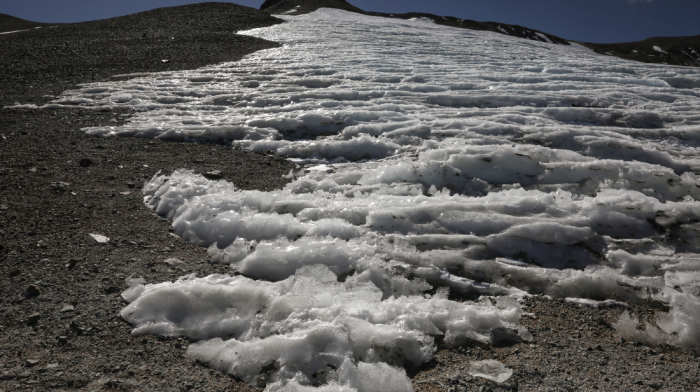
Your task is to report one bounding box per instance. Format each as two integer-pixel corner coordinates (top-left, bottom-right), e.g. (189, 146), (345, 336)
(38, 8), (700, 391)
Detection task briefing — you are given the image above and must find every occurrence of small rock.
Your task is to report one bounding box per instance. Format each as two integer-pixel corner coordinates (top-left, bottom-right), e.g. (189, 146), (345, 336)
(163, 258), (184, 265)
(85, 233), (110, 244)
(469, 360), (513, 384)
(65, 259), (78, 269)
(70, 320), (82, 332)
(57, 336), (68, 344)
(25, 359), (40, 367)
(105, 286), (120, 294)
(60, 305), (75, 313)
(204, 170), (223, 179)
(127, 182), (136, 188)
(79, 158), (93, 167)
(26, 284), (40, 298)
(46, 363), (59, 369)
(27, 313), (41, 325)
(10, 269), (21, 277)
(49, 181), (71, 192)
(0, 370), (14, 380)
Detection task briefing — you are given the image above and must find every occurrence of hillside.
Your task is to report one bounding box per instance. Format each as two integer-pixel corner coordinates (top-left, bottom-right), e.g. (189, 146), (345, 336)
(0, 2), (283, 107)
(259, 0), (700, 67)
(261, 0), (570, 46)
(583, 34), (700, 67)
(0, 13), (48, 33)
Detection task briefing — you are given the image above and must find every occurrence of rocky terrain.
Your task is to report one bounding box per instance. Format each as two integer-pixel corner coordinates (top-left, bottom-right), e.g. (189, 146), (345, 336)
(1, 2), (699, 391)
(0, 14), (47, 34)
(583, 35), (700, 68)
(0, 2), (282, 108)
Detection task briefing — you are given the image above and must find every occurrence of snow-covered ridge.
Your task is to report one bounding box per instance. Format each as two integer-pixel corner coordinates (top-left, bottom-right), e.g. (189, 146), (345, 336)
(39, 8), (700, 391)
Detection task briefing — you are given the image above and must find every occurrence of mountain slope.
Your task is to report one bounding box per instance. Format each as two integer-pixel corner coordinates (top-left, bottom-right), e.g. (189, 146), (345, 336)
(260, 0), (700, 67)
(365, 11), (570, 45)
(0, 2), (283, 106)
(260, 0), (570, 45)
(581, 35), (700, 68)
(0, 13), (49, 33)
(261, 0), (364, 15)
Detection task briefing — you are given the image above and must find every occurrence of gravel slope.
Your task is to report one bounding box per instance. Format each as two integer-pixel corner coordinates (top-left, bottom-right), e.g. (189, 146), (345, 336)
(0, 2), (282, 107)
(0, 14), (48, 34)
(0, 3), (294, 391)
(581, 35), (700, 68)
(1, 2), (699, 392)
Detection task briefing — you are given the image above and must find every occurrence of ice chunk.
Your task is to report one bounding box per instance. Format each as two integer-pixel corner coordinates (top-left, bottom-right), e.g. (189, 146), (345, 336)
(469, 360), (513, 383)
(86, 233), (110, 244)
(565, 297), (628, 308)
(122, 266), (530, 386)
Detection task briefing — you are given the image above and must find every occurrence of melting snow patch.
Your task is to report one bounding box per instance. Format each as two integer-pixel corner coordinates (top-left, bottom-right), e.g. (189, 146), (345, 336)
(0, 29), (31, 35)
(653, 46), (667, 54)
(280, 5), (301, 15)
(565, 297), (628, 309)
(121, 266), (529, 388)
(535, 32), (553, 44)
(408, 17), (435, 24)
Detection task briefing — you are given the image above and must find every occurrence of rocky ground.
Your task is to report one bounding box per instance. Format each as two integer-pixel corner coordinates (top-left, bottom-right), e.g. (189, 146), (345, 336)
(1, 2), (699, 392)
(414, 298), (700, 392)
(582, 36), (700, 69)
(0, 108), (295, 392)
(0, 13), (48, 34)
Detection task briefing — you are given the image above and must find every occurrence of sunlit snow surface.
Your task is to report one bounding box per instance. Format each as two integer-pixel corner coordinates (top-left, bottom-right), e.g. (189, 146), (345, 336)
(47, 8), (700, 391)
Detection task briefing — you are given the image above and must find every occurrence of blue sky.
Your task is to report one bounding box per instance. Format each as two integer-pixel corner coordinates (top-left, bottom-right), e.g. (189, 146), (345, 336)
(2, 0), (699, 43)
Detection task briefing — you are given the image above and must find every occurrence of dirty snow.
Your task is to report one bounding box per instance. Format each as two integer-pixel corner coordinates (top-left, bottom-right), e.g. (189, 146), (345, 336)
(33, 7), (700, 391)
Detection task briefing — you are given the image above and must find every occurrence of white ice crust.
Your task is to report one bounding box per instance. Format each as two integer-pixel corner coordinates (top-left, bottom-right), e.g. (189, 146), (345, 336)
(37, 8), (700, 391)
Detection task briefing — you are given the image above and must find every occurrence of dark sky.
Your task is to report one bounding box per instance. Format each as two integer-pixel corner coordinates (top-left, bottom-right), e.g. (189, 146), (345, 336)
(3, 0), (699, 43)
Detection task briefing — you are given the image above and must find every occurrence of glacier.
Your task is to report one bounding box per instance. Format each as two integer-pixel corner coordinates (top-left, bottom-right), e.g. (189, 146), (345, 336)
(34, 8), (700, 391)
